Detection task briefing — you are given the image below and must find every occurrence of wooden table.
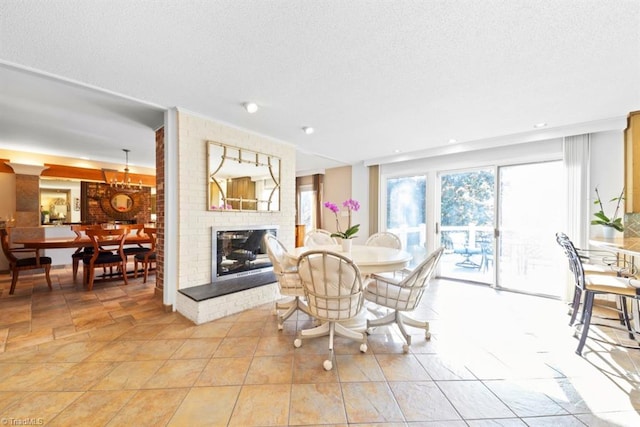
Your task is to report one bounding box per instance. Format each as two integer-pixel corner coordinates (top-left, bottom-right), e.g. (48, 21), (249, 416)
(14, 235), (152, 268)
(287, 244), (412, 275)
(14, 235), (151, 249)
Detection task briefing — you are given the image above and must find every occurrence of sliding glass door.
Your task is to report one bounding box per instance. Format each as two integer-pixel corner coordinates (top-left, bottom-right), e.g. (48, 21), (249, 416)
(438, 168), (495, 284)
(383, 160), (565, 298)
(497, 161), (565, 297)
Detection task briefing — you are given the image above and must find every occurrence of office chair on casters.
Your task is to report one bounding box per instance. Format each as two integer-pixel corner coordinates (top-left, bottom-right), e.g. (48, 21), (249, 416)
(263, 234), (312, 330)
(294, 250), (367, 370)
(364, 247), (444, 353)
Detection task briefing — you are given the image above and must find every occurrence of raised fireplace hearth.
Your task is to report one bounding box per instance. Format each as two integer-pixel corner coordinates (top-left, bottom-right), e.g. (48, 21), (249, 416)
(177, 225), (280, 324)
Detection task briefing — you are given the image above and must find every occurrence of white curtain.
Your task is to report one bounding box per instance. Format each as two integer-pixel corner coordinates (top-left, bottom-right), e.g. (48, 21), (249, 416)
(563, 134), (590, 299)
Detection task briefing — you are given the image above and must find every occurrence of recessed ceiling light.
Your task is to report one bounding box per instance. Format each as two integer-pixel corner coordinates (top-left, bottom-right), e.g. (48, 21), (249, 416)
(448, 139), (457, 144)
(393, 149), (402, 153)
(243, 102), (259, 113)
(534, 122), (547, 128)
(302, 126), (314, 135)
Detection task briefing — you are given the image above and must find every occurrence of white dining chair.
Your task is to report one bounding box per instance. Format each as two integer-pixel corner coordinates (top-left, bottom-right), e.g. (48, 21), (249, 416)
(294, 250), (367, 370)
(263, 234), (313, 330)
(365, 231), (402, 250)
(364, 246), (444, 353)
(303, 229), (338, 247)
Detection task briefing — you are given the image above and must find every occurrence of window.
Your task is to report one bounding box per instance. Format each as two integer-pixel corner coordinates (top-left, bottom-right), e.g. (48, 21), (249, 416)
(298, 184), (315, 231)
(385, 175), (427, 265)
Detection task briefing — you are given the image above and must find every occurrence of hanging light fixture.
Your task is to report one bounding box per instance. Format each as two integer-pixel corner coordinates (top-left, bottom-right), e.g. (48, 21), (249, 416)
(110, 149), (142, 190)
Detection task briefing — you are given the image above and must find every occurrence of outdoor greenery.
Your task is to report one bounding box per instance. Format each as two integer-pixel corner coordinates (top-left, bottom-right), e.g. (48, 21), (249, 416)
(440, 170), (494, 227)
(385, 172), (494, 228)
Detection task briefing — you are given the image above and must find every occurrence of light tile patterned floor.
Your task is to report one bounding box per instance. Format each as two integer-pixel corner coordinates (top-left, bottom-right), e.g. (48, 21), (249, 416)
(1, 265), (640, 426)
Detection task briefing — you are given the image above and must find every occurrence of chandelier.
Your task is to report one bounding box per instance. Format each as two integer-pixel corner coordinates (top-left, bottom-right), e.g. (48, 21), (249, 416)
(110, 149), (142, 190)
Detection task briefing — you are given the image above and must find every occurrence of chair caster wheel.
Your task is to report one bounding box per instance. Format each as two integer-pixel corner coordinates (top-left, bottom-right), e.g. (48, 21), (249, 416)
(359, 343), (367, 353)
(402, 344), (410, 353)
(294, 338), (302, 348)
(425, 331), (431, 340)
(323, 360), (333, 370)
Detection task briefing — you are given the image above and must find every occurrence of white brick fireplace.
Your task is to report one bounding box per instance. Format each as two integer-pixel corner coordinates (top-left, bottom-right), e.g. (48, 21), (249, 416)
(174, 111), (295, 323)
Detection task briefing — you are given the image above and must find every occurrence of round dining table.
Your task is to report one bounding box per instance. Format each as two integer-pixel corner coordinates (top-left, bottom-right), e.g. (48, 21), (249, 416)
(287, 244), (412, 275)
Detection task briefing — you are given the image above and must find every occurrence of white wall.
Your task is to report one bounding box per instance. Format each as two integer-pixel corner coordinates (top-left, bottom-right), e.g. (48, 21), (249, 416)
(380, 139), (563, 176)
(589, 130), (625, 238)
(176, 111), (297, 290)
(351, 163), (369, 245)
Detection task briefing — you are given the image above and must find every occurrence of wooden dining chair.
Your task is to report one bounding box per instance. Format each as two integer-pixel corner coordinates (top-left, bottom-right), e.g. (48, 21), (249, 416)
(70, 224), (103, 283)
(122, 224), (151, 260)
(83, 227), (129, 291)
(133, 227), (157, 283)
(0, 228), (53, 295)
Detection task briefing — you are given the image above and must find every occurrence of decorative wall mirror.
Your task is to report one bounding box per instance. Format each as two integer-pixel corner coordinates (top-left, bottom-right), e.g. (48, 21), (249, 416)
(111, 193), (134, 212)
(99, 187), (143, 220)
(208, 141), (281, 211)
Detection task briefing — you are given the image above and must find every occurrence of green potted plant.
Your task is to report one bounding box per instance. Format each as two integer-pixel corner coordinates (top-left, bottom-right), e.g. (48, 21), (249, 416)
(591, 186), (624, 237)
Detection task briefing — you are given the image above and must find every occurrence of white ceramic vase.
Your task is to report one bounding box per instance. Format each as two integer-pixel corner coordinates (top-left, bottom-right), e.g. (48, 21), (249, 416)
(601, 226), (616, 239)
(341, 238), (353, 253)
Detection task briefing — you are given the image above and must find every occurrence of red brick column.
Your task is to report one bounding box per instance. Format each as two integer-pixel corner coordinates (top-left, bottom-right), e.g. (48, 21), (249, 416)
(155, 127), (165, 299)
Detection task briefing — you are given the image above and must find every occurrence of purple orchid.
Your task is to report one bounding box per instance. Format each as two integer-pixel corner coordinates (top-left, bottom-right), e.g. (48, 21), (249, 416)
(324, 199), (360, 239)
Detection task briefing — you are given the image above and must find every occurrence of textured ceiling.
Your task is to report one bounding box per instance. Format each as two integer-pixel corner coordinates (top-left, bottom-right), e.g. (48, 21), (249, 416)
(0, 1), (639, 172)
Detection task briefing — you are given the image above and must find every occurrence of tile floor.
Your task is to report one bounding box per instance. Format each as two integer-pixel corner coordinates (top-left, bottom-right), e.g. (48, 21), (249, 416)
(1, 265), (640, 426)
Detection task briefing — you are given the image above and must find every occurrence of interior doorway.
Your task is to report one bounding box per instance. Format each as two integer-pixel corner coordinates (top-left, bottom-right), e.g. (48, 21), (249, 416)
(40, 188), (71, 225)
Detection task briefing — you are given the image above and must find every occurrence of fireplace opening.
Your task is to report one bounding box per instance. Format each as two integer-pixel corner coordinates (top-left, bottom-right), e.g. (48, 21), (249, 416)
(178, 225), (279, 302)
(215, 227), (273, 279)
